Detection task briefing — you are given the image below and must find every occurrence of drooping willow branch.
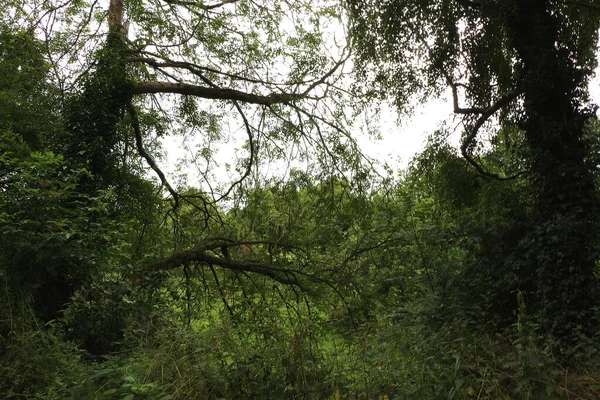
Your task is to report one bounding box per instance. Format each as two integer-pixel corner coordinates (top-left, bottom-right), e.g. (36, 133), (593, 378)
(179, 63), (258, 203)
(128, 101), (180, 207)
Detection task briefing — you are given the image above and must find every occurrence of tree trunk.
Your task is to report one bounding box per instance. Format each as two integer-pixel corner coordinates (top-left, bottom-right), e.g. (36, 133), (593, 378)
(508, 0), (598, 345)
(108, 0), (124, 31)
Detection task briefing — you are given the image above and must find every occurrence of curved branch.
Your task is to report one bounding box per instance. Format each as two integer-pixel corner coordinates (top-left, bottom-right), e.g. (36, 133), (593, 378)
(461, 91), (518, 149)
(132, 82), (299, 105)
(162, 0), (238, 10)
(301, 49), (352, 96)
(459, 92), (521, 180)
(128, 102), (180, 207)
(133, 59), (257, 202)
(454, 0), (482, 8)
(149, 245), (301, 286)
(425, 33), (524, 180)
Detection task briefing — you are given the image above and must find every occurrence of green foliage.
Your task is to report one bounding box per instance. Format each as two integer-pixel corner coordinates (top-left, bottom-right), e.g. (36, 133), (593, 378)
(61, 280), (136, 356)
(0, 28), (61, 149)
(346, 0), (600, 346)
(0, 305), (92, 399)
(2, 0), (600, 398)
(0, 130), (122, 318)
(64, 31), (132, 181)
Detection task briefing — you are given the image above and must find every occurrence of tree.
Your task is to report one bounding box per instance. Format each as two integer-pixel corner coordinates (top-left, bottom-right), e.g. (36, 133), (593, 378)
(2, 0), (365, 321)
(345, 0), (600, 347)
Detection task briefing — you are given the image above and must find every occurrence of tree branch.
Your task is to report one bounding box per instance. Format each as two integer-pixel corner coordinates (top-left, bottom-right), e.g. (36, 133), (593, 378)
(132, 82), (300, 105)
(215, 101), (254, 201)
(131, 53), (343, 88)
(431, 48), (522, 179)
(162, 0), (238, 10)
(459, 91), (521, 179)
(454, 0), (482, 8)
(149, 242), (302, 286)
(301, 50), (351, 96)
(128, 102), (180, 207)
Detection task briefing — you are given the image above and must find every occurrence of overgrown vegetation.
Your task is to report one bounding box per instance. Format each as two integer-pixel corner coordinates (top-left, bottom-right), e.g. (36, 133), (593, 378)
(2, 0), (600, 398)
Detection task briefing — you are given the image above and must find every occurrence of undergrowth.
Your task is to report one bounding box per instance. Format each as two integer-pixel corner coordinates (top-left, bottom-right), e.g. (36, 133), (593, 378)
(2, 295), (600, 399)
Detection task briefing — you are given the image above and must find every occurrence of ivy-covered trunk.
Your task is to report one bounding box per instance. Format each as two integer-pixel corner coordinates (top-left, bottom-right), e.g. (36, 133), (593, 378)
(35, 0), (132, 320)
(508, 0), (598, 345)
(65, 0), (130, 181)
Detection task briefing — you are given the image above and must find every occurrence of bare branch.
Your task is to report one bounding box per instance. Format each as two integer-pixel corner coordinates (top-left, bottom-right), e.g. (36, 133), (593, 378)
(215, 102), (255, 202)
(128, 102), (180, 207)
(459, 91), (521, 180)
(301, 50), (352, 96)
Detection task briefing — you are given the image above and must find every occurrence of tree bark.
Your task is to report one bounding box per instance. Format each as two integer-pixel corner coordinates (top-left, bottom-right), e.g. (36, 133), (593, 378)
(132, 82), (298, 105)
(108, 0), (124, 31)
(508, 0), (598, 344)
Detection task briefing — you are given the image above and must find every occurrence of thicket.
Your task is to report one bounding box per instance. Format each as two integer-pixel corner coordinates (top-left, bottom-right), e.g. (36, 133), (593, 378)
(2, 1), (600, 399)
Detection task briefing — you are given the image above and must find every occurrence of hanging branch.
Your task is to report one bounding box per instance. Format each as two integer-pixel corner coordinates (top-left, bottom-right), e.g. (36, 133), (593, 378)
(457, 91), (521, 180)
(128, 101), (180, 207)
(417, 32), (524, 179)
(441, 57), (521, 179)
(137, 55), (258, 203)
(183, 264), (191, 325)
(214, 101), (255, 202)
(209, 264), (235, 317)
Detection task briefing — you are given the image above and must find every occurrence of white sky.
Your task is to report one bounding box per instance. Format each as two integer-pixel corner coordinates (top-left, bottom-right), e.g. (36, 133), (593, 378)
(135, 1), (600, 193)
(161, 74), (600, 191)
(159, 37), (600, 192)
(160, 96), (451, 189)
(22, 0), (600, 193)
